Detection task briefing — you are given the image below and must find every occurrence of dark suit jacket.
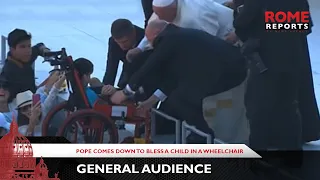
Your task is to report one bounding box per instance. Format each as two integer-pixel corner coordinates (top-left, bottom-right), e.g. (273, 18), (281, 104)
(128, 24), (246, 101)
(141, 0), (153, 28)
(102, 25), (145, 88)
(234, 0), (313, 72)
(2, 43), (44, 102)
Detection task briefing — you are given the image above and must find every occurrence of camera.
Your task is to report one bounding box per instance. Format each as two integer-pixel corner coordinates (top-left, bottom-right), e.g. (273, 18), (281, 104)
(43, 48), (70, 69)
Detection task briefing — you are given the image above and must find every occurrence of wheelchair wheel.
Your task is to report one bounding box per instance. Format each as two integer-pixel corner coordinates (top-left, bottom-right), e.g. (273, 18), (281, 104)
(42, 101), (72, 136)
(57, 109), (119, 143)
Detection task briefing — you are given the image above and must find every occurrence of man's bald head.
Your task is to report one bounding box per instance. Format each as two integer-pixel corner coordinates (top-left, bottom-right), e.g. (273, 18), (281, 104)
(145, 20), (168, 44)
(152, 0), (177, 22)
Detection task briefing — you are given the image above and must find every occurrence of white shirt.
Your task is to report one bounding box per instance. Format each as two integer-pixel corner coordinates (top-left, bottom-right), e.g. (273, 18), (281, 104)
(136, 1), (235, 102)
(138, 0), (234, 50)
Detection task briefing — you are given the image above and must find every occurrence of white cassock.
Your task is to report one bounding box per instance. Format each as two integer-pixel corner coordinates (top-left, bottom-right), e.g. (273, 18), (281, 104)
(138, 0), (249, 144)
(138, 0), (235, 49)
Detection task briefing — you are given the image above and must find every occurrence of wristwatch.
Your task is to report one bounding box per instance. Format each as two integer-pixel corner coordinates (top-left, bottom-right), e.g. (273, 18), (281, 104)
(123, 85), (135, 97)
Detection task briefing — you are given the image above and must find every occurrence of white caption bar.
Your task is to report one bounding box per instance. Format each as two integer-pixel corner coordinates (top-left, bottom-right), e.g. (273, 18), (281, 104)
(30, 144), (261, 158)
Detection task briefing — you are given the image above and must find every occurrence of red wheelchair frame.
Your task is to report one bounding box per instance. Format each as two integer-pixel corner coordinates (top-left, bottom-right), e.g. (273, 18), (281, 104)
(40, 48), (151, 143)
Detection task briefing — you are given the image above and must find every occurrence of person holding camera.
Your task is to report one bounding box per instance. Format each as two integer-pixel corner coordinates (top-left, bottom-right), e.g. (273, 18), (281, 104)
(1, 29), (50, 104)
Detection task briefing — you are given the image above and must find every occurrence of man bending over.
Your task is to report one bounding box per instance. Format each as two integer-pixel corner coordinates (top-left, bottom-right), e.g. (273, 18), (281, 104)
(111, 20), (247, 143)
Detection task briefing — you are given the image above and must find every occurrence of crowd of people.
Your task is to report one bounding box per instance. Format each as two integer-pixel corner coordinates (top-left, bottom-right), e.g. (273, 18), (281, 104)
(0, 0), (319, 152)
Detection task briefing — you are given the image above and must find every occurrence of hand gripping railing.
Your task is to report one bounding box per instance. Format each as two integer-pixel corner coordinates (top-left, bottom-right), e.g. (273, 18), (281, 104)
(150, 108), (181, 144)
(1, 35), (7, 64)
(181, 121), (213, 144)
(181, 121), (226, 144)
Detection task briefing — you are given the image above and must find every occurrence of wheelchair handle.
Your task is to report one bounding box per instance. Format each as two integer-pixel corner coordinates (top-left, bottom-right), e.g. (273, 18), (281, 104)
(42, 48), (68, 66)
(43, 50), (62, 57)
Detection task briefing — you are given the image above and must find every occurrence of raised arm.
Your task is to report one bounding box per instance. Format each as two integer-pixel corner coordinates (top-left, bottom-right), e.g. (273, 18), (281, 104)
(128, 38), (174, 91)
(103, 38), (121, 85)
(29, 43), (50, 64)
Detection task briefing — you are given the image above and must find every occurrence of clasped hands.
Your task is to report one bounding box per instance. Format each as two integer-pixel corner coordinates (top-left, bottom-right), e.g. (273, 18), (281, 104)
(101, 85), (160, 110)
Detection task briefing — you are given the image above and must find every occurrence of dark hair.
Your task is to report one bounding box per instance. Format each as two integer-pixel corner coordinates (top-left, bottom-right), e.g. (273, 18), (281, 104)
(111, 19), (135, 39)
(17, 112), (29, 127)
(7, 29), (32, 48)
(74, 58), (94, 78)
(0, 75), (9, 89)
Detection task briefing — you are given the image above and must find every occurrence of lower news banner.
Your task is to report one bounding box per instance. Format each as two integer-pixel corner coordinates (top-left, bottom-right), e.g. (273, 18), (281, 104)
(1, 137), (318, 180)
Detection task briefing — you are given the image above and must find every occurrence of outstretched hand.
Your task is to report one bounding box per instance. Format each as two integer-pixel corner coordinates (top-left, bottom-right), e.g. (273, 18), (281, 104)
(225, 32), (239, 44)
(45, 71), (60, 91)
(126, 48), (142, 62)
(54, 73), (66, 89)
(101, 85), (117, 96)
(137, 95), (160, 110)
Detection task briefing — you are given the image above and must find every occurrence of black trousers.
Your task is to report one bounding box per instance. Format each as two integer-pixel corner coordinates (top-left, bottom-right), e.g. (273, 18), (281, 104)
(298, 37), (320, 142)
(245, 69), (302, 150)
(129, 50), (176, 134)
(162, 87), (215, 137)
(141, 0), (153, 28)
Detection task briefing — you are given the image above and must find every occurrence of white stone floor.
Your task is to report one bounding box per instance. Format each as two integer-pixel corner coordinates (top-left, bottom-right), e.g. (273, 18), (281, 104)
(0, 0), (319, 148)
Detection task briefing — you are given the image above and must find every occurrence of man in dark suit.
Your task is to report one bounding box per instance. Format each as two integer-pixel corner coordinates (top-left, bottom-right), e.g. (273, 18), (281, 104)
(110, 20), (247, 142)
(233, 0), (317, 150)
(102, 19), (145, 89)
(98, 18), (160, 100)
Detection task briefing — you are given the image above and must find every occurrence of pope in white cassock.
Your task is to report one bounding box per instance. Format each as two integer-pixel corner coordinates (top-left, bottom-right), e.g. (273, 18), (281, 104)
(128, 0), (249, 144)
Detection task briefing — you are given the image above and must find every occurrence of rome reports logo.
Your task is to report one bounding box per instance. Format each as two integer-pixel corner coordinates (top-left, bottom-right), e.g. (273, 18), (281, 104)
(0, 119), (60, 179)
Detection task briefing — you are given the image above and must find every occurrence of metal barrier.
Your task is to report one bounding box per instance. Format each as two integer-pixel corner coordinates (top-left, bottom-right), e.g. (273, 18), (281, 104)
(1, 35), (7, 64)
(151, 108), (181, 144)
(181, 121), (213, 144)
(150, 108), (225, 144)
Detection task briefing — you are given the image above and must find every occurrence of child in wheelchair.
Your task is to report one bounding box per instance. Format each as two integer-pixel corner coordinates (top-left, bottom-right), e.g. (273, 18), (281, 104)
(41, 53), (148, 143)
(70, 58), (135, 143)
(73, 58), (99, 106)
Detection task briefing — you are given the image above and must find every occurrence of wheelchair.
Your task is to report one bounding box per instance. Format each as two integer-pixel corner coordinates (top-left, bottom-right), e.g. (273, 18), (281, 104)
(40, 48), (151, 143)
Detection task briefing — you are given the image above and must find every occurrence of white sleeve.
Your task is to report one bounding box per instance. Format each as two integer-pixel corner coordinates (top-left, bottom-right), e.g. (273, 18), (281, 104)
(214, 3), (235, 38)
(153, 89), (168, 102)
(42, 86), (60, 111)
(36, 86), (45, 94)
(137, 13), (160, 51)
(137, 36), (149, 50)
